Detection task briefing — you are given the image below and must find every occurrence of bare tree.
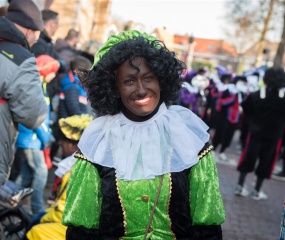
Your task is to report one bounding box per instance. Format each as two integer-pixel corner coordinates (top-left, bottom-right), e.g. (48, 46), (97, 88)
(273, 0), (285, 68)
(224, 0), (261, 55)
(223, 0), (279, 70)
(254, 0), (277, 66)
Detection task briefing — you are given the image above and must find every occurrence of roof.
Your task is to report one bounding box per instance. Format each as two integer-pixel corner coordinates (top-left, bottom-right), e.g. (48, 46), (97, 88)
(193, 38), (238, 57)
(174, 35), (238, 57)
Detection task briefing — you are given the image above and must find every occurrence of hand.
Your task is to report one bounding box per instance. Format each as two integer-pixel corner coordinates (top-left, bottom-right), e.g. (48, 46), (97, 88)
(44, 73), (56, 83)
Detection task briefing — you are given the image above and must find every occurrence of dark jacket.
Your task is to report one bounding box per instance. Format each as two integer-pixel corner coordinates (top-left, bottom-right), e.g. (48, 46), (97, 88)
(32, 31), (67, 101)
(32, 30), (66, 72)
(58, 71), (88, 119)
(0, 17), (48, 184)
(242, 88), (285, 139)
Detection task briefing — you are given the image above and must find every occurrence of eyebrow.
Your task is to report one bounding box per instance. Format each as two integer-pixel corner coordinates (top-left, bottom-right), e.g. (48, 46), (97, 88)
(124, 70), (153, 77)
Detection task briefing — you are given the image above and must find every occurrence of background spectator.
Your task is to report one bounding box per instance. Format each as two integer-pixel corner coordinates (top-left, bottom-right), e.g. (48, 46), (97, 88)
(0, 0), (48, 237)
(235, 67), (285, 200)
(14, 55), (59, 217)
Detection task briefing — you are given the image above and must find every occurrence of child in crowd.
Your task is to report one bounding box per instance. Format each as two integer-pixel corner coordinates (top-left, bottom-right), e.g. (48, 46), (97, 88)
(26, 114), (93, 240)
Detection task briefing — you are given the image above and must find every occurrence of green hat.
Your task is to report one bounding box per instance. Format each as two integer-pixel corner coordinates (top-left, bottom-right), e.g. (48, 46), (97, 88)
(91, 30), (159, 69)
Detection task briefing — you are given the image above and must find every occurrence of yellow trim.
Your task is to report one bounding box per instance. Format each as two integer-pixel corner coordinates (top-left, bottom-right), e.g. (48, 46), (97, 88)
(74, 152), (88, 160)
(2, 50), (14, 59)
(167, 173), (176, 239)
(198, 145), (213, 160)
(43, 82), (47, 92)
(115, 170), (127, 236)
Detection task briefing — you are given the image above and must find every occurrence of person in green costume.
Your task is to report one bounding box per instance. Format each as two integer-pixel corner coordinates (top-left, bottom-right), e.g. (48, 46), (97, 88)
(62, 30), (226, 240)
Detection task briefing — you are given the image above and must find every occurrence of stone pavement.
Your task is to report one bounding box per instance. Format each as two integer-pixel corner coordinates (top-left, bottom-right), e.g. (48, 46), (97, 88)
(215, 131), (285, 240)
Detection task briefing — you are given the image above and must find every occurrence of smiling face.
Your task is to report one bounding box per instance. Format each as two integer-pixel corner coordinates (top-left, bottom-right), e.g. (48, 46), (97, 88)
(115, 57), (160, 120)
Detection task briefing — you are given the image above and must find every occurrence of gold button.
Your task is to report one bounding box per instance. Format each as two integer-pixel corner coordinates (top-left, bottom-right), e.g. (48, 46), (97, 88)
(141, 195), (149, 202)
(148, 226), (153, 232)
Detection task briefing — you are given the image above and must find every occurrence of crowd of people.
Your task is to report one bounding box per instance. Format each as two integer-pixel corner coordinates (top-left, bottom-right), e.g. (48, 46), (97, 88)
(178, 61), (285, 238)
(178, 62), (285, 201)
(1, 0), (285, 239)
(2, 4), (95, 218)
(0, 1), (96, 239)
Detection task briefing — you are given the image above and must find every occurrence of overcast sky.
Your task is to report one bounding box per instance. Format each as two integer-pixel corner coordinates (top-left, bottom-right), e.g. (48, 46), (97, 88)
(111, 0), (227, 39)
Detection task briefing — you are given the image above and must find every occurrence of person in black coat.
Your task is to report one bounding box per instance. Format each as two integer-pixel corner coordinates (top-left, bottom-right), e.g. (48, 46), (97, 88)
(32, 9), (67, 103)
(235, 67), (285, 200)
(32, 10), (68, 163)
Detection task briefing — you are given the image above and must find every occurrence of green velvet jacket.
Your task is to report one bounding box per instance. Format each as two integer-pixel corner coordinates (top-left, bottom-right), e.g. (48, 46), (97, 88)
(62, 144), (225, 239)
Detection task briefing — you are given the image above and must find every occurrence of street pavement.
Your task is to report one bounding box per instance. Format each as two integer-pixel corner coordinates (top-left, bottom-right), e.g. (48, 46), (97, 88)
(215, 131), (284, 240)
(43, 131), (284, 240)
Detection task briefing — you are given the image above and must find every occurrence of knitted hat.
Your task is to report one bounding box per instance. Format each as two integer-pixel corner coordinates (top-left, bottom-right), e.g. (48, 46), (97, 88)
(91, 30), (160, 69)
(59, 114), (94, 141)
(36, 55), (59, 76)
(6, 0), (44, 31)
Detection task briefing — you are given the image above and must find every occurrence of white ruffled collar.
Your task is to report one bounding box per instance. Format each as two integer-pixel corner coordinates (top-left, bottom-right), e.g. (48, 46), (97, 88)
(78, 103), (210, 181)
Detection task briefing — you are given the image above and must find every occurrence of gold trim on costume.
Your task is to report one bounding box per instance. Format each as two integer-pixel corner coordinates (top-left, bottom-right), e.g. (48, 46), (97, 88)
(167, 173), (176, 239)
(198, 145), (213, 160)
(115, 170), (127, 236)
(74, 151), (88, 160)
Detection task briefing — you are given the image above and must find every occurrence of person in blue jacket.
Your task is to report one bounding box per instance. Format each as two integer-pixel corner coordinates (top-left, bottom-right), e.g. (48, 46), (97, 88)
(48, 55), (92, 165)
(57, 55), (92, 119)
(15, 111), (51, 216)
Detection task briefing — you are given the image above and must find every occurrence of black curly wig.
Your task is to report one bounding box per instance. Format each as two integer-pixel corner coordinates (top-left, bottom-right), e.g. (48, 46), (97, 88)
(81, 36), (185, 115)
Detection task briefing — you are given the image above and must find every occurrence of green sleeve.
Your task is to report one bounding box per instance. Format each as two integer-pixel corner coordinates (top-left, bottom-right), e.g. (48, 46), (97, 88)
(62, 159), (102, 229)
(189, 151), (226, 225)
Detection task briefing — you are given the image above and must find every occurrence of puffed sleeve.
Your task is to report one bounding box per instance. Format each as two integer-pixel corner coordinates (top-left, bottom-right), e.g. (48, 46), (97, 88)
(189, 145), (226, 225)
(62, 158), (102, 229)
